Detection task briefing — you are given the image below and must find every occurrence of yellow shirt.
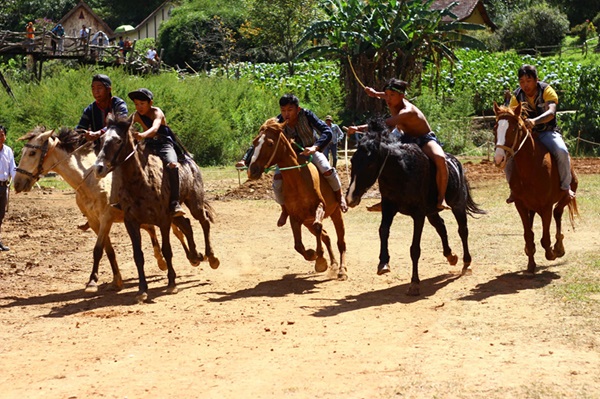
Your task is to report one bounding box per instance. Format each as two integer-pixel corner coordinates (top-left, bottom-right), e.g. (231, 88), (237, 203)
(509, 85), (558, 109)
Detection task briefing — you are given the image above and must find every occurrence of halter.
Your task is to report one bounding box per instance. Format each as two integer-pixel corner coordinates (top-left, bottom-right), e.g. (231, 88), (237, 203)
(494, 112), (530, 158)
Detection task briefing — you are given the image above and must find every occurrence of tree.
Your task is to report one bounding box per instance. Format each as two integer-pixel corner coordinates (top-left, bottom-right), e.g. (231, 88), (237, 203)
(496, 4), (569, 52)
(299, 0), (484, 117)
(245, 0), (321, 75)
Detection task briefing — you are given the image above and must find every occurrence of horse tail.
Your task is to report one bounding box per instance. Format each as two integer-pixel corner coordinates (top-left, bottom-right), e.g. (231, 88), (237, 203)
(203, 200), (216, 223)
(567, 197), (579, 230)
(465, 181), (486, 216)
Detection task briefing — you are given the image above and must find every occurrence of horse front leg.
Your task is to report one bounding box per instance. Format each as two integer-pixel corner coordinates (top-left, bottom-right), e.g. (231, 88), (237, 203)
(159, 225), (178, 295)
(540, 207), (556, 261)
(552, 202), (567, 258)
(330, 208), (347, 280)
(426, 213), (458, 266)
(86, 219), (122, 293)
(516, 204), (536, 274)
(290, 218), (313, 262)
(141, 224), (167, 271)
(311, 202), (327, 272)
(407, 215), (426, 296)
(377, 202), (396, 275)
(124, 220), (148, 303)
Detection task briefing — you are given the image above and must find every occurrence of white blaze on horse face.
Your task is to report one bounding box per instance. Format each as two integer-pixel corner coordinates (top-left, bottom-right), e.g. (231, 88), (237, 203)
(250, 134), (266, 167)
(494, 119), (509, 166)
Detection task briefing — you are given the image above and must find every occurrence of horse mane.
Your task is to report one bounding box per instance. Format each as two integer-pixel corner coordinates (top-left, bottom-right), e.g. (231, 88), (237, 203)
(56, 127), (93, 155)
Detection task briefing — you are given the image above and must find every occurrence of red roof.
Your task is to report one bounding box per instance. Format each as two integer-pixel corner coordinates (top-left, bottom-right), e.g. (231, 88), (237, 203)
(430, 0), (496, 30)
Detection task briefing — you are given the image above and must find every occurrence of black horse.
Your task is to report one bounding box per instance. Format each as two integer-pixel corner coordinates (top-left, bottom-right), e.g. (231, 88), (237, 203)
(345, 120), (484, 296)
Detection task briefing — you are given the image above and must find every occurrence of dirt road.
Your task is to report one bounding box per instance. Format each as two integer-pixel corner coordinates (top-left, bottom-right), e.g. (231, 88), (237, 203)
(1, 160), (599, 399)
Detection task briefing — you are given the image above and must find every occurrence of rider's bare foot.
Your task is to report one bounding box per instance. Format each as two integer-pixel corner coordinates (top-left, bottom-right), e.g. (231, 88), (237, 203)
(366, 202), (382, 212)
(437, 199), (451, 211)
(566, 189), (576, 200)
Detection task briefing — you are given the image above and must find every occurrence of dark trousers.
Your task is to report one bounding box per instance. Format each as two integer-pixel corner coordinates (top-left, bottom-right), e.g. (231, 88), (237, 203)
(0, 185), (7, 229)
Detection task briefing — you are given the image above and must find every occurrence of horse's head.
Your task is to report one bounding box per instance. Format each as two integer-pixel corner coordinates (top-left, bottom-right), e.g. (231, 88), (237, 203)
(94, 113), (134, 178)
(247, 118), (292, 180)
(493, 102), (527, 169)
(346, 119), (388, 207)
(14, 126), (57, 193)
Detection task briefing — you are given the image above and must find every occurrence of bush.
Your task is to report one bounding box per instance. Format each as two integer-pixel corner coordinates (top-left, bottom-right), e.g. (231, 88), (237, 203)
(497, 4), (569, 52)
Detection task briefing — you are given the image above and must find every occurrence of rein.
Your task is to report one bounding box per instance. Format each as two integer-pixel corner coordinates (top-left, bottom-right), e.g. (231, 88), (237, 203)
(495, 113), (530, 158)
(263, 132), (312, 173)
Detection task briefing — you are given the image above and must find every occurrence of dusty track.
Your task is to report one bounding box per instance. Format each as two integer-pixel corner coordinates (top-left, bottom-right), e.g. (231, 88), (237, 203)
(1, 159), (599, 399)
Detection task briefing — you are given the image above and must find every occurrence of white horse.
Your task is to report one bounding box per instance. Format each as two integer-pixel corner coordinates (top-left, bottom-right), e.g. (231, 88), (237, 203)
(13, 126), (199, 293)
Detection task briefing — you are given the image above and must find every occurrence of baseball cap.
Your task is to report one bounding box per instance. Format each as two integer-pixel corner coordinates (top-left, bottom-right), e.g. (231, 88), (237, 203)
(325, 115), (333, 121)
(92, 74), (112, 88)
(128, 88), (154, 102)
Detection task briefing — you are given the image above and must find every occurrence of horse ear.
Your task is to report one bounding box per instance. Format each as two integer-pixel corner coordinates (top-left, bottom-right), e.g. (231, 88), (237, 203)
(514, 102), (522, 117)
(493, 101), (500, 115)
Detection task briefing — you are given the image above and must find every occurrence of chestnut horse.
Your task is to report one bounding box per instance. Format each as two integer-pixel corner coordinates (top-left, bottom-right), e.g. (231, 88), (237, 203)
(13, 126), (195, 292)
(493, 103), (578, 274)
(346, 119), (484, 296)
(93, 114), (219, 303)
(247, 118), (347, 280)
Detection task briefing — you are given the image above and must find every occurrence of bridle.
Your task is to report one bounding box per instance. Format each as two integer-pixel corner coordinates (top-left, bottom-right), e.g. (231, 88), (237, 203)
(101, 126), (138, 174)
(16, 137), (54, 180)
(494, 112), (530, 158)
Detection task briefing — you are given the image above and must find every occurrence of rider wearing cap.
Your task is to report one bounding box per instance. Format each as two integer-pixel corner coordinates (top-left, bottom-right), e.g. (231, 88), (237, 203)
(77, 74), (128, 153)
(128, 88), (186, 217)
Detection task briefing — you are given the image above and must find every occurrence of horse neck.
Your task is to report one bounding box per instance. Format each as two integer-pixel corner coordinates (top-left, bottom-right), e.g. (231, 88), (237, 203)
(273, 137), (300, 169)
(45, 145), (93, 189)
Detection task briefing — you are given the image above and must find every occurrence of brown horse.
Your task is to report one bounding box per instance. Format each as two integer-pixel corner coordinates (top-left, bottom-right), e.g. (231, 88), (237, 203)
(247, 118), (347, 280)
(493, 103), (578, 274)
(93, 114), (219, 303)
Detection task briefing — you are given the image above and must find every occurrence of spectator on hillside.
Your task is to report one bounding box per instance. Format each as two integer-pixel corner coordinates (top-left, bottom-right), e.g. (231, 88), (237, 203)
(146, 47), (159, 66)
(123, 37), (132, 60)
(79, 25), (89, 45)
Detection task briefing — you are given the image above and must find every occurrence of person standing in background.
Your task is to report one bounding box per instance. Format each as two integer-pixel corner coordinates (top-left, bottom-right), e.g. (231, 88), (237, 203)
(322, 115), (343, 168)
(0, 125), (16, 251)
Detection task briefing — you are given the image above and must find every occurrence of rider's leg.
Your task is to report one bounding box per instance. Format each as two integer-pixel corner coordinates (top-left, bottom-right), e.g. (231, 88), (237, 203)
(312, 151), (347, 212)
(167, 162), (185, 217)
(538, 130), (574, 197)
(422, 141), (450, 210)
(272, 170), (288, 227)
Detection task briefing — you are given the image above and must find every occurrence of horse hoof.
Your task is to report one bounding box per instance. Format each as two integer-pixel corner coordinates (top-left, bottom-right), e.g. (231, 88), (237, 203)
(304, 249), (317, 261)
(461, 266), (472, 276)
(545, 251), (557, 261)
(84, 282), (98, 294)
(135, 292), (148, 304)
(166, 286), (178, 294)
(208, 256), (220, 270)
(377, 263), (390, 275)
(157, 259), (168, 271)
(446, 253), (458, 266)
(337, 270), (348, 281)
(315, 257), (328, 273)
(406, 283), (420, 296)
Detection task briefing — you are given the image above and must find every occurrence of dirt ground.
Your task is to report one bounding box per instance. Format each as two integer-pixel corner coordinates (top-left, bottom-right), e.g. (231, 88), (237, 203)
(1, 158), (600, 399)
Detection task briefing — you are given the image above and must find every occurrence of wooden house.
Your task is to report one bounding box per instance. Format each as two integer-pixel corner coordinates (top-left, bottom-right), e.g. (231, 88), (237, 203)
(58, 1), (114, 39)
(431, 0), (497, 30)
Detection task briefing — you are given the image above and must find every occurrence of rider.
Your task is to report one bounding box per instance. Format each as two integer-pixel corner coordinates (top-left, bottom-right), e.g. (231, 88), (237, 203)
(128, 88), (186, 217)
(505, 64), (575, 203)
(347, 78), (450, 211)
(237, 94), (348, 227)
(76, 74), (128, 230)
(77, 74), (128, 152)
